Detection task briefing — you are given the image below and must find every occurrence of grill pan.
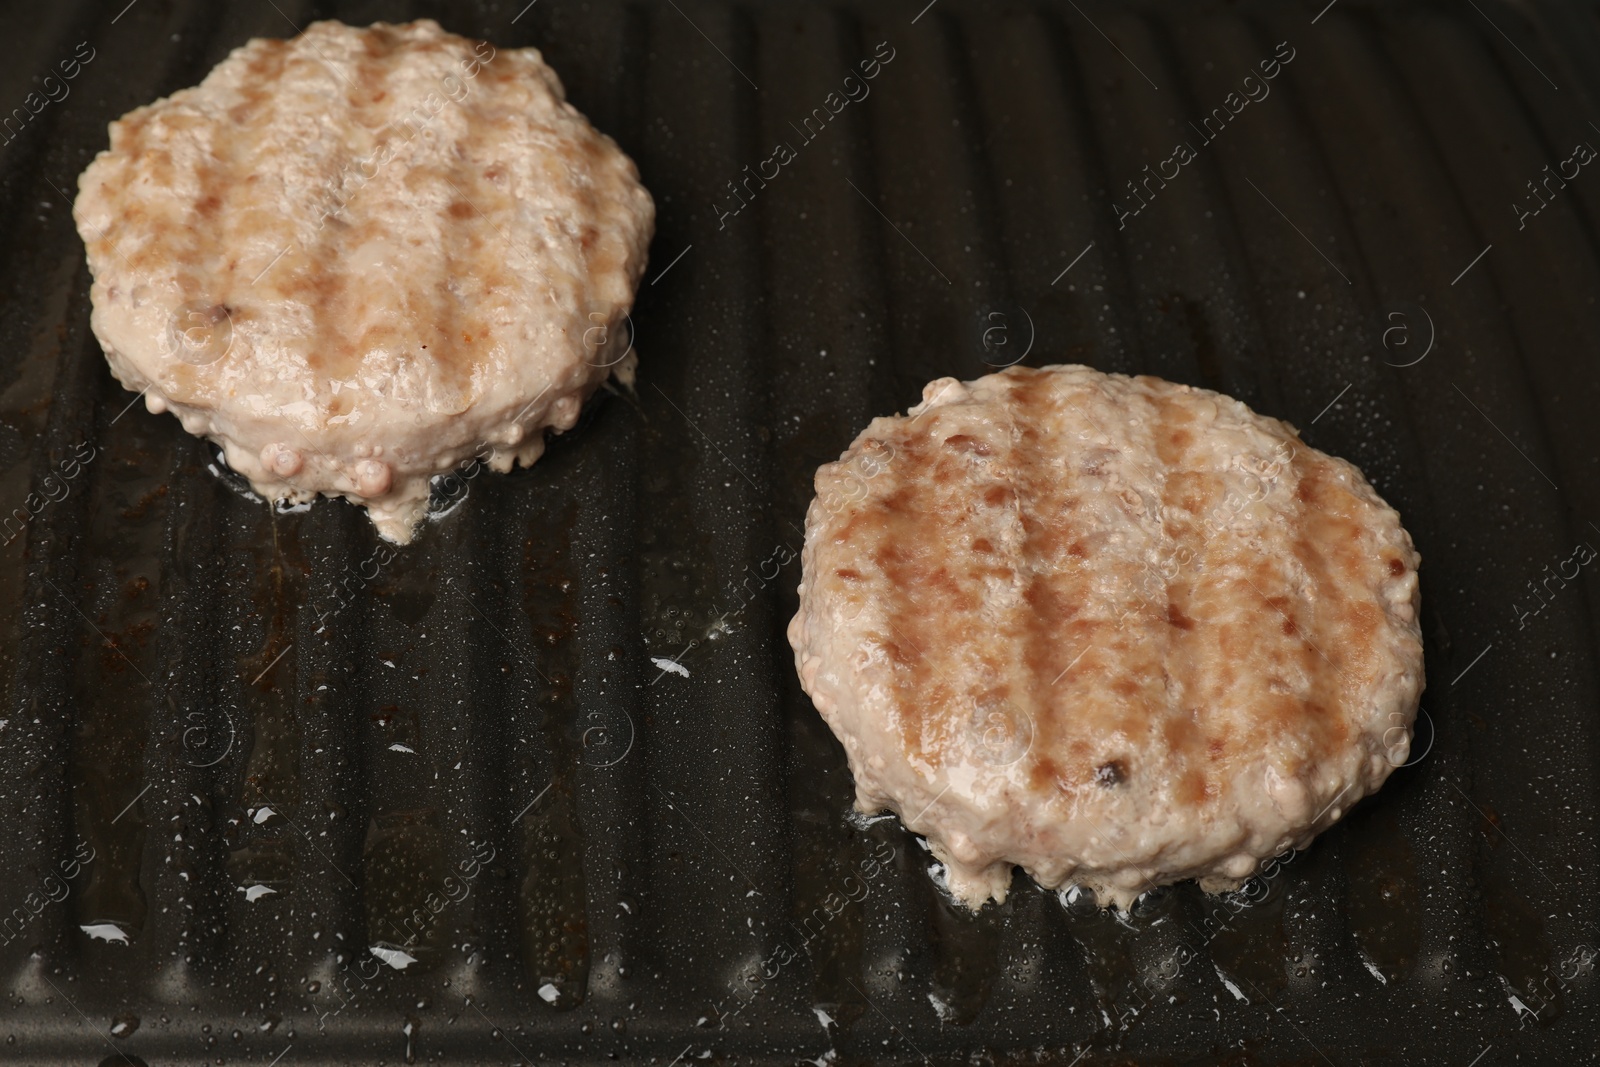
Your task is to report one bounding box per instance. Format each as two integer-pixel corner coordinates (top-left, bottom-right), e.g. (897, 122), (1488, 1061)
(0, 0), (1597, 1063)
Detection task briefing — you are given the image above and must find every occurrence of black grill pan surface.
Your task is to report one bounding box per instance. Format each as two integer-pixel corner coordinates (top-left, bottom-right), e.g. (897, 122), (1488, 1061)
(0, 0), (1597, 1063)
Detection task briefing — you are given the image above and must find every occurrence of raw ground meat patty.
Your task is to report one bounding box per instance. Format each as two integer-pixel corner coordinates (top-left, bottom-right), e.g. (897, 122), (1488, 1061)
(74, 19), (653, 543)
(788, 364), (1424, 909)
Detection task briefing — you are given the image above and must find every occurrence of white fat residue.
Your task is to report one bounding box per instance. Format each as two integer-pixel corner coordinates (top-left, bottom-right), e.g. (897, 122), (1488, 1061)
(812, 1006), (834, 1029)
(538, 983), (560, 1004)
(206, 462), (265, 502)
(253, 806), (275, 824)
(388, 743), (416, 754)
(651, 656), (690, 678)
(370, 945), (418, 970)
(1215, 964), (1249, 1003)
(241, 884), (277, 903)
(1497, 974), (1538, 1021)
(80, 923), (130, 944)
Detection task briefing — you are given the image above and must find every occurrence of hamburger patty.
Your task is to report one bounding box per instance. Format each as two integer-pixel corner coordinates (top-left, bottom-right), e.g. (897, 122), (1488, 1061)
(74, 19), (653, 542)
(788, 365), (1424, 909)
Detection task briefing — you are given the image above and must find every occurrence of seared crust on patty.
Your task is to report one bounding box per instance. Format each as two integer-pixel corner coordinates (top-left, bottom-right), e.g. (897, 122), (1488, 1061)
(74, 19), (653, 542)
(788, 365), (1424, 909)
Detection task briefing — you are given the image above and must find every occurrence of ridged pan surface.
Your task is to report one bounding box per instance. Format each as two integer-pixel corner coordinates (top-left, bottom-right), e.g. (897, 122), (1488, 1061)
(0, 0), (1595, 1063)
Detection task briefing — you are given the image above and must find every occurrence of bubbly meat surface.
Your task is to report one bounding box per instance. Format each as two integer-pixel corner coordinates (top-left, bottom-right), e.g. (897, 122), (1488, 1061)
(75, 19), (653, 541)
(788, 365), (1424, 908)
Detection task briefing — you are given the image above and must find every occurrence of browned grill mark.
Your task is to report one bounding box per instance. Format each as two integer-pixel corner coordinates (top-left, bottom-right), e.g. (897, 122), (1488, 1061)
(1004, 371), (1081, 783)
(1340, 601), (1383, 677)
(1295, 467), (1320, 504)
(128, 41), (293, 309)
(867, 433), (944, 754)
(1150, 390), (1212, 806)
(881, 638), (914, 666)
(943, 433), (992, 455)
(362, 23), (400, 56)
(1030, 755), (1061, 792)
(434, 156), (476, 390)
(1270, 450), (1367, 757)
(1161, 705), (1201, 754)
(1179, 768), (1213, 805)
